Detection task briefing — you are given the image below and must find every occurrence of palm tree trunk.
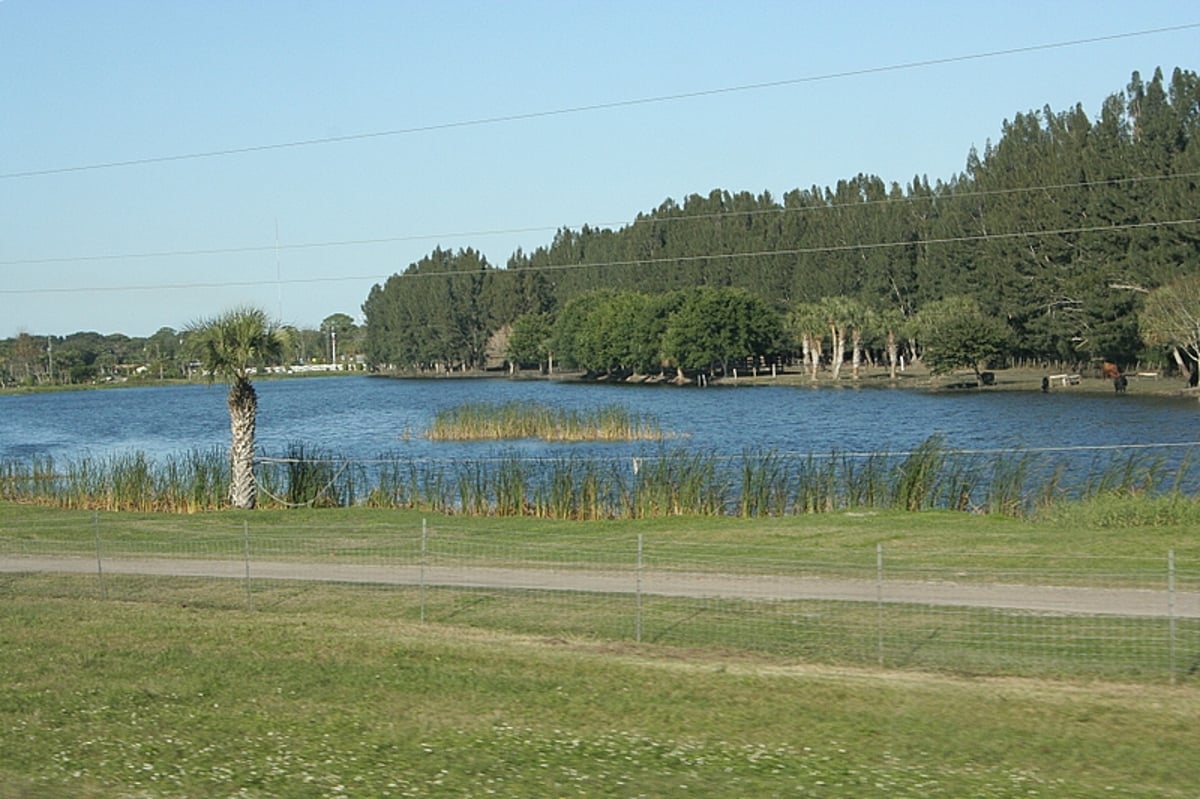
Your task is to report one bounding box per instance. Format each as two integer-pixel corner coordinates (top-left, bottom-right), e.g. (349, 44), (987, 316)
(829, 324), (845, 381)
(851, 329), (863, 380)
(887, 329), (899, 381)
(806, 334), (821, 381)
(228, 376), (258, 509)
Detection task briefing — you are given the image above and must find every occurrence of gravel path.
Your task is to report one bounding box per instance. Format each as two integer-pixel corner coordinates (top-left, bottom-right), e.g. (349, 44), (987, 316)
(4, 555), (1197, 619)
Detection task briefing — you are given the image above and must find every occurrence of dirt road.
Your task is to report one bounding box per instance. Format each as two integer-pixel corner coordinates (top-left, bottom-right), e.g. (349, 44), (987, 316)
(3, 555), (1196, 618)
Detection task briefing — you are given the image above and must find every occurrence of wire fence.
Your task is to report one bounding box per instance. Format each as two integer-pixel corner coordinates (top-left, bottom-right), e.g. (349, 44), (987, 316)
(1, 515), (1196, 684)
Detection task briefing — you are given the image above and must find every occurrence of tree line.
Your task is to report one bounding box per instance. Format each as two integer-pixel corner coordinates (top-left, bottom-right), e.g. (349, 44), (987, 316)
(0, 314), (364, 388)
(363, 67), (1200, 379)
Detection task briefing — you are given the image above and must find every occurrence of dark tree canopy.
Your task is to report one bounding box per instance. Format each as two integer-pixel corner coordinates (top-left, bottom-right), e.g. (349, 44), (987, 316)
(352, 68), (1200, 375)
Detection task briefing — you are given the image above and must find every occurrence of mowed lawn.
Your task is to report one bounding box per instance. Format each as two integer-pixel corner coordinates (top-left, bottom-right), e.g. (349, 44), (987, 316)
(2, 501), (1199, 797)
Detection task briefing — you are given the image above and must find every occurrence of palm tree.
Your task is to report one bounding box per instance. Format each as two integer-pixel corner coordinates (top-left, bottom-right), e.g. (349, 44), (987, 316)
(186, 307), (283, 509)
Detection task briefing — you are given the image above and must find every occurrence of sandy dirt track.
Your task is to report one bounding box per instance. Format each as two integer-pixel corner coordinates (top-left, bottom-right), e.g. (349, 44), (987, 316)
(3, 555), (1197, 619)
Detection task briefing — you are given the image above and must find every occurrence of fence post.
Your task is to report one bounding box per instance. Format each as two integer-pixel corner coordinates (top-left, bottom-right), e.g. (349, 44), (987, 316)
(420, 518), (427, 624)
(93, 510), (106, 600)
(635, 534), (643, 644)
(242, 521), (253, 611)
(1169, 549), (1176, 685)
(876, 543), (884, 667)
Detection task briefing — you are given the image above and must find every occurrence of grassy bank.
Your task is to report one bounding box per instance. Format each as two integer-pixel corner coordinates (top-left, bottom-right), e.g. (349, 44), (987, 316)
(1, 593), (1196, 798)
(5, 497), (1199, 564)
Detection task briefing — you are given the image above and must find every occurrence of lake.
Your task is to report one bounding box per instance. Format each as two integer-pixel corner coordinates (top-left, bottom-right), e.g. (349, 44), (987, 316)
(2, 374), (1196, 468)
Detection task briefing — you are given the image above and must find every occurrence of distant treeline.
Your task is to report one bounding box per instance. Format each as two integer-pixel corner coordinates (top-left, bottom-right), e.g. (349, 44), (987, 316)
(7, 69), (1198, 387)
(0, 314), (364, 388)
(364, 68), (1200, 378)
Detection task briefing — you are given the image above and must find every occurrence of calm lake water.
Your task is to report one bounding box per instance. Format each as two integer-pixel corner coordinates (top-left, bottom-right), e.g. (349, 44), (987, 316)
(2, 375), (1197, 470)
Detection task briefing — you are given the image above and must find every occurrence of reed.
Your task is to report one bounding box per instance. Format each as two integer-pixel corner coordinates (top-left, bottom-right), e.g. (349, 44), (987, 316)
(981, 450), (1034, 515)
(0, 448), (229, 512)
(891, 435), (947, 512)
(792, 453), (840, 513)
(493, 456), (529, 516)
(629, 450), (726, 517)
(5, 436), (1199, 520)
(525, 457), (623, 520)
(255, 443), (348, 508)
(841, 452), (889, 510)
(427, 401), (669, 442)
(739, 449), (790, 517)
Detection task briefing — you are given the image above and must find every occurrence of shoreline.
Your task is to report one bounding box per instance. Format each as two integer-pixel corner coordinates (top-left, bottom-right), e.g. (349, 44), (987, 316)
(4, 365), (1195, 400)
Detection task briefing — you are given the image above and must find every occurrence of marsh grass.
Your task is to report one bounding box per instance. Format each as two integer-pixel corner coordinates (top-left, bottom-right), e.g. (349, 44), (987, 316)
(0, 449), (228, 512)
(3, 437), (1197, 520)
(427, 400), (671, 441)
(2, 588), (1198, 798)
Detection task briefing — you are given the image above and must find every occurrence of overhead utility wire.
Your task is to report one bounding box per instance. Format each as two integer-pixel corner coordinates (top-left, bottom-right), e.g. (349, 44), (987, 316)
(4, 216), (1195, 296)
(257, 439), (1200, 466)
(3, 170), (1196, 268)
(2, 23), (1197, 181)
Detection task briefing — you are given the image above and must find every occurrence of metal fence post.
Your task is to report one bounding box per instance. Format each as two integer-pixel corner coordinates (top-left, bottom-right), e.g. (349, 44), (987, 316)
(242, 521), (253, 611)
(93, 510), (106, 600)
(635, 534), (643, 644)
(420, 518), (427, 624)
(1169, 549), (1176, 685)
(876, 543), (884, 667)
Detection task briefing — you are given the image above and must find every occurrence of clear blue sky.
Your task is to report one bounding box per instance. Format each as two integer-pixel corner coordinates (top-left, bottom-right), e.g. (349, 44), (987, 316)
(2, 1), (1197, 338)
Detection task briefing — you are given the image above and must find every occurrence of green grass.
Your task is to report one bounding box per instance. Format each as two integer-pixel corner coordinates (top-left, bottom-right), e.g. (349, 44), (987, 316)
(3, 501), (1198, 795)
(3, 499), (1197, 567)
(1, 592), (1197, 798)
(3, 500), (1198, 686)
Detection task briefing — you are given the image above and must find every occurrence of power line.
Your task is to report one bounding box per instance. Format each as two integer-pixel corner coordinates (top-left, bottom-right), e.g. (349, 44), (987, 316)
(3, 23), (1197, 181)
(0, 225), (569, 267)
(4, 216), (1195, 297)
(256, 439), (1200, 466)
(3, 170), (1196, 268)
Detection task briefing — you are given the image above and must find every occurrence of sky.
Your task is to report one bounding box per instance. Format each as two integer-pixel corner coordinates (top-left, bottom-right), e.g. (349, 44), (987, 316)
(1, 1), (1198, 339)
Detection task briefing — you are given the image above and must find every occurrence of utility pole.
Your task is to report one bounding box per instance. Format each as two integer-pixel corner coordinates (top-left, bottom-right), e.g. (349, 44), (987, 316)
(46, 337), (53, 383)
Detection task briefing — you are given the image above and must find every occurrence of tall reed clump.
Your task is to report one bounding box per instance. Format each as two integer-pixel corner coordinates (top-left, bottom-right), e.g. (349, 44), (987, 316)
(1079, 450), (1166, 499)
(982, 450), (1036, 516)
(530, 457), (625, 520)
(493, 455), (530, 516)
(792, 453), (841, 513)
(0, 448), (230, 511)
(840, 452), (889, 510)
(366, 457), (438, 510)
(0, 455), (58, 504)
(739, 449), (791, 517)
(255, 443), (357, 509)
(629, 450), (727, 517)
(427, 401), (669, 442)
(891, 435), (947, 512)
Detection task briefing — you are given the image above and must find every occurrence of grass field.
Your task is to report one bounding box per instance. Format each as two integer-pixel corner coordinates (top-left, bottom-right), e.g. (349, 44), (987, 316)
(3, 500), (1199, 796)
(2, 593), (1198, 798)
